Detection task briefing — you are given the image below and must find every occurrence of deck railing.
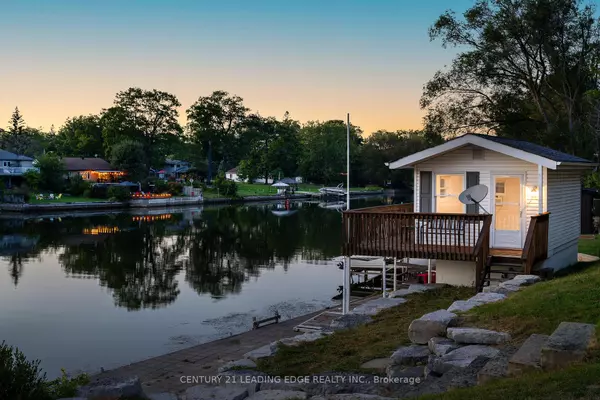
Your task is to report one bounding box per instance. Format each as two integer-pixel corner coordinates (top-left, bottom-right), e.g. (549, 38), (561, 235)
(474, 216), (493, 292)
(343, 204), (492, 262)
(521, 212), (550, 274)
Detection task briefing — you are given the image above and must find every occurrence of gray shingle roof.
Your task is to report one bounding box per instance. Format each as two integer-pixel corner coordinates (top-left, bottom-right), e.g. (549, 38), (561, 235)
(468, 134), (593, 163)
(63, 157), (114, 171)
(0, 149), (33, 161)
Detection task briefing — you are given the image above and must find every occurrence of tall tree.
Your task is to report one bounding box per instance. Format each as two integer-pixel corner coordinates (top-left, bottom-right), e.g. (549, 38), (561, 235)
(360, 130), (429, 187)
(110, 140), (148, 181)
(110, 88), (183, 166)
(298, 120), (363, 185)
(56, 115), (104, 157)
(186, 91), (249, 183)
(4, 107), (31, 156)
(422, 0), (600, 157)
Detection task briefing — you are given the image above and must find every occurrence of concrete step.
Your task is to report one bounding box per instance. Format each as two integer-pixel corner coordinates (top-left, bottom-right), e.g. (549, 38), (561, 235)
(508, 334), (549, 375)
(541, 322), (597, 370)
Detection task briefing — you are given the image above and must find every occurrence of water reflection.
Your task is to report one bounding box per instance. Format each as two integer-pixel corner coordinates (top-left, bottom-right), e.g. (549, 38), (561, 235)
(1, 199), (375, 308)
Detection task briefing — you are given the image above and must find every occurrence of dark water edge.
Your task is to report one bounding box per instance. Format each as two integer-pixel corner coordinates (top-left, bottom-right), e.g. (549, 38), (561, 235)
(0, 194), (410, 378)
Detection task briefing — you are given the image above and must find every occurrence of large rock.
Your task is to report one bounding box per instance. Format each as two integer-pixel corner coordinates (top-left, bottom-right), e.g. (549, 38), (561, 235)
(244, 343), (278, 361)
(408, 310), (458, 344)
(447, 328), (511, 345)
(469, 292), (507, 304)
(359, 358), (390, 372)
(477, 354), (509, 385)
(512, 275), (541, 285)
(302, 372), (381, 396)
(313, 395), (396, 400)
(447, 300), (484, 313)
(390, 284), (435, 298)
(278, 332), (325, 347)
(541, 322), (597, 370)
(390, 345), (430, 366)
(428, 337), (460, 356)
(430, 345), (501, 375)
(185, 385), (249, 400)
(483, 285), (519, 295)
(77, 376), (143, 399)
(147, 393), (179, 400)
(351, 298), (406, 316)
(246, 390), (308, 399)
(321, 395), (397, 400)
(219, 358), (258, 373)
(508, 334), (549, 375)
(330, 314), (373, 330)
(386, 365), (425, 379)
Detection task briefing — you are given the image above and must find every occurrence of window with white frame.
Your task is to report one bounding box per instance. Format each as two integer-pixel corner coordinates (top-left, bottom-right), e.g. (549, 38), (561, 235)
(435, 174), (464, 213)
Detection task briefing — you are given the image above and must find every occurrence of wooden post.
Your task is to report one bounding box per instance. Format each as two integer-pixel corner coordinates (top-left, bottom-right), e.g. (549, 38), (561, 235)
(427, 259), (432, 284)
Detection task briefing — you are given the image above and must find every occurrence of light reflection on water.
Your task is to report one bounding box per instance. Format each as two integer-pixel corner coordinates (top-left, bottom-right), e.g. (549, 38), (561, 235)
(0, 195), (407, 378)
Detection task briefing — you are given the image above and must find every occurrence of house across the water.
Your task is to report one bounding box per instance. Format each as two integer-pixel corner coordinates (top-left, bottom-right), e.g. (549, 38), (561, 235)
(343, 133), (595, 291)
(0, 149), (37, 187)
(159, 159), (191, 179)
(63, 157), (124, 183)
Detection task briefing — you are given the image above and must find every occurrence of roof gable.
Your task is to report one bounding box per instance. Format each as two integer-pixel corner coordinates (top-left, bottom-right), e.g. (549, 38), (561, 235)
(388, 134), (593, 170)
(0, 149), (33, 161)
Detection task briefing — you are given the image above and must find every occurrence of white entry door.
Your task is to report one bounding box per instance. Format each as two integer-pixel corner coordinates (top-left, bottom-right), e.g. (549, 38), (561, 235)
(492, 175), (523, 248)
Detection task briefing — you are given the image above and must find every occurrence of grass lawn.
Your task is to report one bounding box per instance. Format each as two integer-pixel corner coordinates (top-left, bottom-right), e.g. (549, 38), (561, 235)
(258, 237), (600, 399)
(257, 286), (473, 376)
(203, 183), (383, 198)
(29, 196), (108, 204)
(419, 362), (600, 400)
(578, 235), (600, 257)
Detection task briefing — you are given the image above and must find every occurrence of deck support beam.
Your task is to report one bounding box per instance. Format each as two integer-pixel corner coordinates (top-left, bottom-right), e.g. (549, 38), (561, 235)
(342, 256), (351, 314)
(393, 258), (398, 292)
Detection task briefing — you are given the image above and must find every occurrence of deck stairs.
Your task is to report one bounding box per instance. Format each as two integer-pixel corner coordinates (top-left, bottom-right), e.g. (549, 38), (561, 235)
(483, 254), (524, 289)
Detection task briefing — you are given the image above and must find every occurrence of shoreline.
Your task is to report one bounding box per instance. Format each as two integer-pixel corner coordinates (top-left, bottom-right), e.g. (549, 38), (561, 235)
(0, 190), (385, 213)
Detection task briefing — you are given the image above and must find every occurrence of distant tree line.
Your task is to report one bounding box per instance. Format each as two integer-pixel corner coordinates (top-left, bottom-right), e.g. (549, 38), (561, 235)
(4, 90), (433, 188)
(5, 0), (599, 187)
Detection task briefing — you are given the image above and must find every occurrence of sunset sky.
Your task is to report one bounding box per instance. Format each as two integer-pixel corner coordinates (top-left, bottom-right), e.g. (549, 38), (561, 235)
(1, 0), (471, 135)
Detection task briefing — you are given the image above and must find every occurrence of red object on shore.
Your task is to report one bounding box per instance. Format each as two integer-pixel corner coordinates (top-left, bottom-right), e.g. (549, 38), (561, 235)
(417, 271), (436, 284)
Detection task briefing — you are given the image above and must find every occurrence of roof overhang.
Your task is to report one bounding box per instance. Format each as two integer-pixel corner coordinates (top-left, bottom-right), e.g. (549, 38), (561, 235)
(388, 134), (592, 170)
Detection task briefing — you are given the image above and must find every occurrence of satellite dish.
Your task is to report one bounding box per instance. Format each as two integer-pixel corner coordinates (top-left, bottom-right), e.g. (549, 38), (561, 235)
(459, 184), (489, 214)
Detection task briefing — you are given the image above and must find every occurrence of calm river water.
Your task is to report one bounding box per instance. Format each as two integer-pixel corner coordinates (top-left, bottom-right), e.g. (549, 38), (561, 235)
(0, 195), (406, 378)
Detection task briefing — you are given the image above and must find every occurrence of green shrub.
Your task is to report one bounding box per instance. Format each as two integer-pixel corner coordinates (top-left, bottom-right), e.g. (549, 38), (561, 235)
(46, 369), (89, 398)
(82, 189), (92, 198)
(155, 180), (169, 194)
(0, 341), (89, 400)
(166, 182), (183, 196)
(214, 173), (238, 197)
(67, 175), (91, 197)
(23, 170), (41, 192)
(107, 186), (130, 201)
(6, 187), (31, 203)
(0, 341), (52, 400)
(90, 185), (108, 199)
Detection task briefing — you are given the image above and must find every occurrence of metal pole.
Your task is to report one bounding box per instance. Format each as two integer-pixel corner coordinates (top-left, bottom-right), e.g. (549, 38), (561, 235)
(346, 113), (350, 211)
(382, 258), (387, 297)
(393, 258), (397, 292)
(343, 256), (351, 314)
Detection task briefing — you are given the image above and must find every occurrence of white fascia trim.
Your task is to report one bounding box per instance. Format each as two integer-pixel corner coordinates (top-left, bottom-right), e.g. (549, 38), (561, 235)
(388, 135), (559, 170)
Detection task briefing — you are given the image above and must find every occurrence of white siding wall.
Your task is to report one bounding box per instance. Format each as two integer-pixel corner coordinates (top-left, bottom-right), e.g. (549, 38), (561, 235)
(412, 145), (543, 247)
(546, 169), (582, 256)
